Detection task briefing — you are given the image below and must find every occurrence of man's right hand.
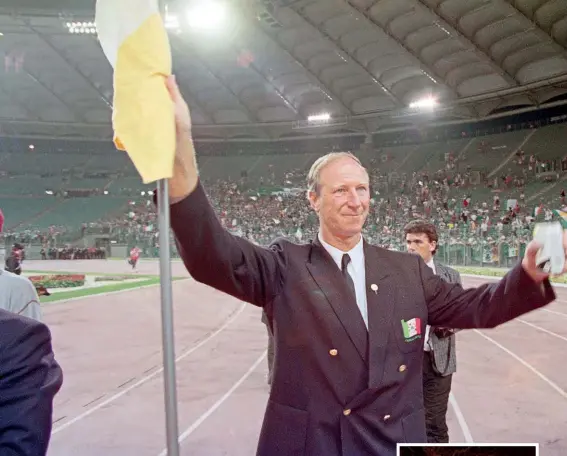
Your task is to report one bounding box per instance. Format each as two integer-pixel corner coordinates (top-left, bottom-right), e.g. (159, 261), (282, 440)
(164, 75), (199, 202)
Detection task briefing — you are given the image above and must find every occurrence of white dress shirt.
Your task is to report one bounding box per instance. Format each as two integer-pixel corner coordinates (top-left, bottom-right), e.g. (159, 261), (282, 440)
(318, 232), (368, 329)
(424, 258), (436, 351)
(0, 269), (42, 321)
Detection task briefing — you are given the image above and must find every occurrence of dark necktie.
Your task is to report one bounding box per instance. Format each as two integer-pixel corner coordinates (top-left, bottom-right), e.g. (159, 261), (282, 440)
(341, 254), (356, 300)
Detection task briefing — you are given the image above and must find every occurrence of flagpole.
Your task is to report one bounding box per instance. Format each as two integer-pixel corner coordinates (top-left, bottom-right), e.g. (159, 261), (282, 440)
(157, 180), (180, 456)
(157, 1), (180, 455)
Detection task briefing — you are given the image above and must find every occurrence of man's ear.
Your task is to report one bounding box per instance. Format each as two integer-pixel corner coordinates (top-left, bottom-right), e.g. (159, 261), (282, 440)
(430, 241), (437, 254)
(308, 191), (320, 213)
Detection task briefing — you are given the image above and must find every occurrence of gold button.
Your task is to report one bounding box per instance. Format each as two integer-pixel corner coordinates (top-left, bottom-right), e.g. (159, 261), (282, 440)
(398, 364), (407, 372)
(343, 409), (351, 416)
(383, 414), (391, 421)
(329, 349), (338, 356)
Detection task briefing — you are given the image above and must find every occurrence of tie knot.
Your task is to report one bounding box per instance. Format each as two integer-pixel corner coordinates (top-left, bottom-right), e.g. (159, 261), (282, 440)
(341, 253), (351, 271)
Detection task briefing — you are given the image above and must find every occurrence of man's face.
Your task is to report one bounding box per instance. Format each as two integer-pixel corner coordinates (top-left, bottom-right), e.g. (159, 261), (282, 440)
(406, 233), (436, 263)
(308, 157), (370, 240)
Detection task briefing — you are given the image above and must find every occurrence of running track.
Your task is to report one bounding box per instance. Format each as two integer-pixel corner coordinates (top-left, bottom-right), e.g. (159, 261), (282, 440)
(27, 260), (567, 456)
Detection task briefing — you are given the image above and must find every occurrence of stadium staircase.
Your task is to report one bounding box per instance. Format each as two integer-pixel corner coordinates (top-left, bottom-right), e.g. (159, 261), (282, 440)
(526, 173), (567, 205)
(456, 137), (476, 161)
(393, 145), (420, 171)
(487, 129), (538, 178)
(8, 200), (62, 231)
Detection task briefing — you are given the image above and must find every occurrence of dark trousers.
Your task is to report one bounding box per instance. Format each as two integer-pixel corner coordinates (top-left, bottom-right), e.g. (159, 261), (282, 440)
(262, 311), (274, 384)
(422, 351), (452, 443)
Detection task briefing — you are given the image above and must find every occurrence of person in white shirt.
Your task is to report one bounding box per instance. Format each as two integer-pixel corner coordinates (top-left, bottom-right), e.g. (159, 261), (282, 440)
(0, 209), (42, 321)
(404, 219), (462, 443)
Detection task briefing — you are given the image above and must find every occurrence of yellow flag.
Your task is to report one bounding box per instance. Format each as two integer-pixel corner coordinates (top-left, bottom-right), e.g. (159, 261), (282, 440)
(95, 0), (175, 184)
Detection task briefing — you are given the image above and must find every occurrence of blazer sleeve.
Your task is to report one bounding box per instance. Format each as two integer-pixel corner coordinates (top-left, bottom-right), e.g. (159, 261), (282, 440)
(450, 268), (462, 286)
(0, 317), (63, 456)
(420, 256), (556, 329)
(164, 179), (288, 307)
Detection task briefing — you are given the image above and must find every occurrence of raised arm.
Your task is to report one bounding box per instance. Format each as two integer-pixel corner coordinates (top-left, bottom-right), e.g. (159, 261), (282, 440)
(422, 256), (555, 330)
(0, 315), (63, 456)
(158, 75), (287, 307)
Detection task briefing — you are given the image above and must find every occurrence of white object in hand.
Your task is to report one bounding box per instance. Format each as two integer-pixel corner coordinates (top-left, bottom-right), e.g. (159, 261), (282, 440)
(533, 221), (565, 275)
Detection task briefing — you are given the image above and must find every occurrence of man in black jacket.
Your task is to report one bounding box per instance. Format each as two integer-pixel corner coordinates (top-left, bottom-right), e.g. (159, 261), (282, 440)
(0, 308), (63, 455)
(155, 75), (563, 456)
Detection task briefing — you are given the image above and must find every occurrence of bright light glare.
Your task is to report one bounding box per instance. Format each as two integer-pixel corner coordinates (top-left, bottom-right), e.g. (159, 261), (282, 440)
(165, 13), (180, 30)
(186, 2), (227, 30)
(409, 97), (438, 109)
(308, 113), (331, 122)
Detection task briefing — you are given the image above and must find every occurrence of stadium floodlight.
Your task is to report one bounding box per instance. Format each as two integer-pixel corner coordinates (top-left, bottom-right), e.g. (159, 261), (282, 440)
(409, 96), (438, 109)
(64, 21), (98, 34)
(308, 113), (331, 122)
(186, 1), (227, 31)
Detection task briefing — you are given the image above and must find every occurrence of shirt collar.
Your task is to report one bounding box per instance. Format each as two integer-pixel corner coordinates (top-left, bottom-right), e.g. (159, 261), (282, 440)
(318, 231), (364, 272)
(426, 258), (436, 274)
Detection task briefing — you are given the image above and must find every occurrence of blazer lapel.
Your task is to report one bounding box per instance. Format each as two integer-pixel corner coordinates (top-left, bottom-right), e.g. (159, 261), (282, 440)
(434, 260), (449, 281)
(364, 242), (396, 387)
(306, 238), (368, 364)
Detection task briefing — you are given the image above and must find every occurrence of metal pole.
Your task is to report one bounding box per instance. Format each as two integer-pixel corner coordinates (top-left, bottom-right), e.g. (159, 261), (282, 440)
(157, 1), (180, 455)
(157, 179), (180, 456)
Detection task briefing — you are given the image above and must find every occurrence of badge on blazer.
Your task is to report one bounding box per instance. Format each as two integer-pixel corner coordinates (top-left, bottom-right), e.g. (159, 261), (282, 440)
(401, 318), (422, 342)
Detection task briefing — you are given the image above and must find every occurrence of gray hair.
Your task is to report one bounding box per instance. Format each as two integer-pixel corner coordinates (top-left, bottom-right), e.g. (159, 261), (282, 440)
(306, 152), (366, 196)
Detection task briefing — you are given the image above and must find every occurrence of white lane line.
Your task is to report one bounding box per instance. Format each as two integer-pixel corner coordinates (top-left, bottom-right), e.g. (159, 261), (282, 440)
(542, 308), (567, 318)
(157, 350), (267, 456)
(449, 392), (474, 443)
(518, 319), (567, 342)
(474, 330), (567, 400)
(52, 302), (248, 434)
(44, 280), (187, 306)
(460, 274), (567, 288)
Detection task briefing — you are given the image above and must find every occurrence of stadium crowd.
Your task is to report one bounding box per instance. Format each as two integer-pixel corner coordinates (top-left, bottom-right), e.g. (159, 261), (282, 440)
(2, 123), (566, 262)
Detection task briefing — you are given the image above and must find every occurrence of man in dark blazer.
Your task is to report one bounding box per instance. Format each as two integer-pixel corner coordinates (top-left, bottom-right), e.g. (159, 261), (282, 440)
(158, 75), (563, 456)
(404, 220), (461, 443)
(0, 308), (63, 455)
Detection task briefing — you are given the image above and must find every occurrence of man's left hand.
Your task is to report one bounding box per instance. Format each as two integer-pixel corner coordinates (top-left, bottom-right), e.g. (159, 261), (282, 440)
(522, 230), (567, 283)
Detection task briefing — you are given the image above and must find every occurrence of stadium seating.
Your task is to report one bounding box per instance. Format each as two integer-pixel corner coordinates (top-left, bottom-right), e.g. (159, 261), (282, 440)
(1, 116), (566, 259)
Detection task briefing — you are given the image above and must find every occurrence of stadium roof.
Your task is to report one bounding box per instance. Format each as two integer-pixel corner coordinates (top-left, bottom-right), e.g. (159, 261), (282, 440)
(0, 0), (567, 140)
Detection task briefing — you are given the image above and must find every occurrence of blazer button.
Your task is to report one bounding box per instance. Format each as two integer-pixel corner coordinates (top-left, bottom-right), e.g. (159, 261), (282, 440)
(398, 364), (407, 372)
(343, 409), (351, 416)
(329, 349), (338, 356)
(383, 414), (391, 421)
